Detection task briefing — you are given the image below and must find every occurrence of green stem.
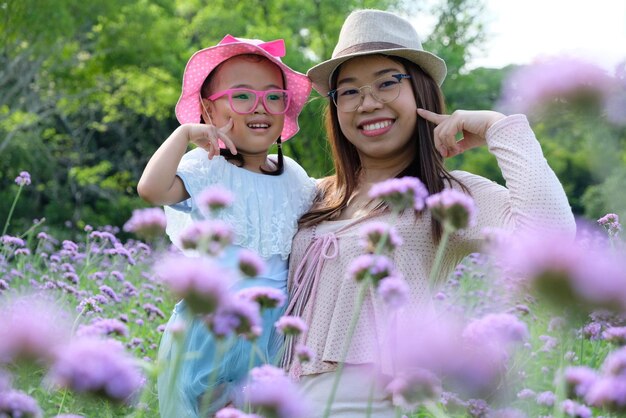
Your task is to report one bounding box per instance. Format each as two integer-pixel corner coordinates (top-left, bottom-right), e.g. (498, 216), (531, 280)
(322, 279), (370, 418)
(199, 338), (230, 416)
(365, 376), (376, 418)
(423, 400), (448, 418)
(56, 389), (69, 416)
(17, 217), (45, 239)
(428, 225), (451, 291)
(2, 185), (23, 236)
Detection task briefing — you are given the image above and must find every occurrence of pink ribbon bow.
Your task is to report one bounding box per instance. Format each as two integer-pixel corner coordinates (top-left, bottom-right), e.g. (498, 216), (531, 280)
(219, 34), (286, 58)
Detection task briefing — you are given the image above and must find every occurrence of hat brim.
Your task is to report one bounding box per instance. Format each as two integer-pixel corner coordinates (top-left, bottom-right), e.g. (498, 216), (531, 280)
(175, 42), (311, 142)
(307, 48), (447, 96)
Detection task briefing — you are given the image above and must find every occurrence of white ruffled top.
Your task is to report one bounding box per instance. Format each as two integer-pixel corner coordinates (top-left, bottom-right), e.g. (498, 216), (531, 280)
(164, 148), (316, 260)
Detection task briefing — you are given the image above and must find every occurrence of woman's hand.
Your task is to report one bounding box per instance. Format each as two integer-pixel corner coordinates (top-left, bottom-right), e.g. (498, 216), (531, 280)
(417, 109), (506, 158)
(185, 118), (236, 159)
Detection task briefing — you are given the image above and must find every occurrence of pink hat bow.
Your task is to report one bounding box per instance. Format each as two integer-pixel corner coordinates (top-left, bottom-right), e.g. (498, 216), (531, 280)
(218, 34), (286, 58)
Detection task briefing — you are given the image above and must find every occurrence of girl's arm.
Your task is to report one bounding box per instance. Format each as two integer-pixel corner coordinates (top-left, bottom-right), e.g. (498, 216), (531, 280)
(137, 120), (235, 206)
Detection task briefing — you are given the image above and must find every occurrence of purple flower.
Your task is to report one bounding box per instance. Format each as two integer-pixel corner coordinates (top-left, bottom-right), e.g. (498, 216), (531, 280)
(76, 318), (129, 338)
(99, 285), (121, 302)
(77, 297), (103, 314)
(561, 399), (592, 418)
(564, 366), (599, 398)
(466, 399), (490, 418)
(598, 213), (622, 237)
(462, 313), (529, 349)
(143, 303), (165, 320)
(0, 235), (25, 247)
(603, 327), (626, 345)
(179, 220), (233, 254)
(368, 176), (429, 211)
(492, 231), (626, 312)
(197, 185), (235, 214)
(215, 407), (260, 418)
(517, 388), (536, 399)
(154, 255), (233, 315)
(123, 208), (167, 240)
(0, 390), (42, 418)
(237, 287), (286, 310)
(245, 365), (310, 418)
(359, 221), (403, 254)
(377, 274), (409, 307)
(498, 56), (616, 116)
(426, 189), (477, 231)
(237, 249), (266, 278)
(536, 391), (556, 407)
(206, 296), (262, 340)
(585, 376), (626, 411)
(47, 338), (144, 404)
(274, 316), (308, 336)
(347, 254), (396, 284)
(0, 294), (72, 363)
(295, 344), (314, 363)
(14, 171), (31, 187)
(386, 369), (442, 409)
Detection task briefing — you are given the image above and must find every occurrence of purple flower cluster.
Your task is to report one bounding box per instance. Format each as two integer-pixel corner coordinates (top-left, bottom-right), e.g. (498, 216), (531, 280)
(274, 315), (307, 336)
(14, 171), (31, 187)
(347, 254), (396, 284)
(598, 213), (622, 237)
(197, 185), (235, 215)
(244, 365), (310, 418)
(385, 368), (442, 409)
(359, 221), (403, 254)
(237, 287), (286, 310)
(368, 176), (429, 211)
(0, 294), (72, 363)
(47, 338), (144, 404)
(179, 220), (233, 254)
(237, 249), (266, 278)
(426, 189), (477, 231)
(377, 274), (410, 307)
(206, 296), (262, 340)
(154, 254), (233, 314)
(498, 56), (618, 118)
(0, 389), (42, 418)
(492, 230), (626, 312)
(122, 208), (167, 240)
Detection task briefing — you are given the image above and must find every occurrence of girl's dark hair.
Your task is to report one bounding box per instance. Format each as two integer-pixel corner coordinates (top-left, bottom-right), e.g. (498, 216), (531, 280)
(299, 55), (466, 242)
(200, 54), (284, 175)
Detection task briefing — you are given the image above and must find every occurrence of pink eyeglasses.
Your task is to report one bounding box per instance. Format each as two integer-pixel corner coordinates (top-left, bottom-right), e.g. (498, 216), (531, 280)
(208, 88), (291, 115)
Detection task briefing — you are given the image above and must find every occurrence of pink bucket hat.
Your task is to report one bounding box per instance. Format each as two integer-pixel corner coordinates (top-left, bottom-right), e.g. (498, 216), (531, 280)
(175, 34), (312, 142)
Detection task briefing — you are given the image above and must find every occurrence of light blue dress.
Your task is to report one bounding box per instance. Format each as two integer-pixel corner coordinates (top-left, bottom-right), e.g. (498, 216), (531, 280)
(157, 150), (315, 418)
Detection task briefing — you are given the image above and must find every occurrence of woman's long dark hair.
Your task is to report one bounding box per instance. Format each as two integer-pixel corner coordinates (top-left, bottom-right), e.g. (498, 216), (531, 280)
(299, 55), (466, 242)
(200, 54), (284, 175)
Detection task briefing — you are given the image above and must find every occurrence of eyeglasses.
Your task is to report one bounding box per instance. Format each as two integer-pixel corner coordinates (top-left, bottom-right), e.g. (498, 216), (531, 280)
(208, 88), (291, 115)
(328, 74), (411, 112)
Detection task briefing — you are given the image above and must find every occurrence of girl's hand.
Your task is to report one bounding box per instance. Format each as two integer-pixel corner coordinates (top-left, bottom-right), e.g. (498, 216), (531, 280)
(417, 109), (506, 158)
(185, 119), (236, 159)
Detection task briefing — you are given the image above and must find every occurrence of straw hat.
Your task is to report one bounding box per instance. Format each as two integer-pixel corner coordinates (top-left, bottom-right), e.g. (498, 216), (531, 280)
(307, 9), (447, 95)
(175, 34), (311, 142)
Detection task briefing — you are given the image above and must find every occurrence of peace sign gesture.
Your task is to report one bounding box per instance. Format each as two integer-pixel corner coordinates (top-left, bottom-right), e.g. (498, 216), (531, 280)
(417, 109), (505, 158)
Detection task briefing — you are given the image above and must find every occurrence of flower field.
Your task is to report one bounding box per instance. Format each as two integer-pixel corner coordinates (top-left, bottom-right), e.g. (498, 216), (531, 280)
(2, 170), (626, 418)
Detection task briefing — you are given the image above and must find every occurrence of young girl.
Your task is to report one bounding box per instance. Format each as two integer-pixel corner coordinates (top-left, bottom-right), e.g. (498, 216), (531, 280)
(137, 35), (314, 417)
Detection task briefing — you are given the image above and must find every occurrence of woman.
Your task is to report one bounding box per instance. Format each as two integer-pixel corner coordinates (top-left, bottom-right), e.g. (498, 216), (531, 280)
(282, 9), (576, 417)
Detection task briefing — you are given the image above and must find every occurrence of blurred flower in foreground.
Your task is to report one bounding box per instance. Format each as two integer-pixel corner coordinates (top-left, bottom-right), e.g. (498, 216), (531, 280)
(385, 368), (442, 410)
(498, 56), (625, 124)
(359, 221), (403, 254)
(47, 338), (144, 404)
(178, 220), (233, 254)
(215, 407), (260, 418)
(491, 230), (626, 313)
(237, 249), (266, 278)
(244, 365), (310, 418)
(0, 390), (42, 418)
(426, 189), (477, 231)
(123, 208), (167, 240)
(369, 176), (429, 211)
(197, 185), (235, 215)
(0, 294), (72, 364)
(154, 255), (233, 315)
(205, 296), (262, 340)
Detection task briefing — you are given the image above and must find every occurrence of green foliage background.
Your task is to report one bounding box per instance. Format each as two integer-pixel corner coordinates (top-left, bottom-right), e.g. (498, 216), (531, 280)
(1, 0), (625, 233)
